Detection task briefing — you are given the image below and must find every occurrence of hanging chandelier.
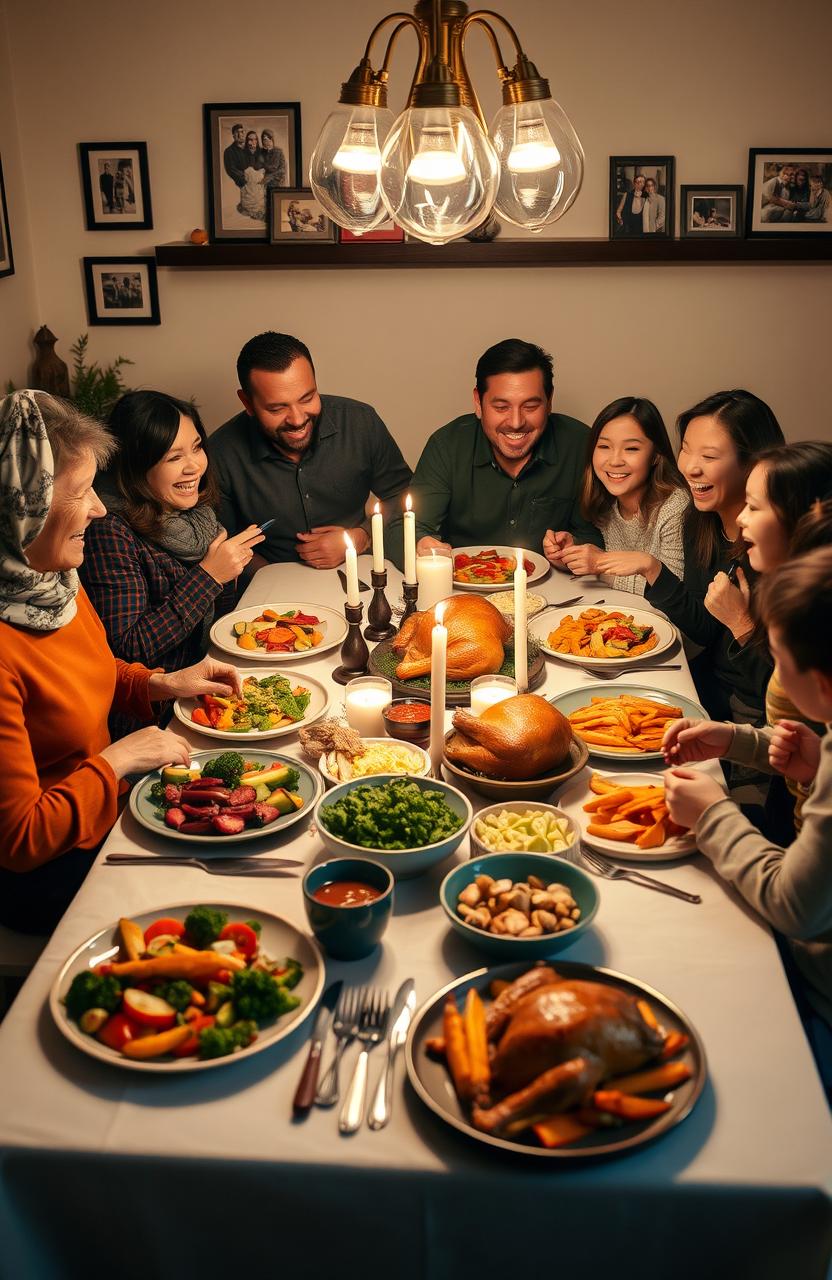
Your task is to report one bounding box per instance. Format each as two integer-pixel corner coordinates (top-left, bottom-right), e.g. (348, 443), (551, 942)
(309, 0), (584, 245)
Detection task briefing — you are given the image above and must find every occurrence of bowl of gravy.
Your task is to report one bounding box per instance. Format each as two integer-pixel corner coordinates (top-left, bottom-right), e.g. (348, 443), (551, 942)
(302, 857), (394, 960)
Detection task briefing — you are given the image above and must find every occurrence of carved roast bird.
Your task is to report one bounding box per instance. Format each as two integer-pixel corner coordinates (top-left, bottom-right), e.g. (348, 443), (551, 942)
(392, 595), (511, 681)
(445, 694), (573, 780)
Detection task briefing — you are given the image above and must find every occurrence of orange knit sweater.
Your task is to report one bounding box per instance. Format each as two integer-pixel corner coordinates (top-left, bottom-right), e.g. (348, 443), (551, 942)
(0, 588), (154, 871)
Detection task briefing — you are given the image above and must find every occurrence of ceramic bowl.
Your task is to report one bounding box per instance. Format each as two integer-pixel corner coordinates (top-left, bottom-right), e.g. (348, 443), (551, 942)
(314, 774), (473, 880)
(381, 698), (432, 744)
(302, 857), (394, 960)
(441, 732), (589, 800)
(468, 799), (578, 860)
(439, 851), (599, 958)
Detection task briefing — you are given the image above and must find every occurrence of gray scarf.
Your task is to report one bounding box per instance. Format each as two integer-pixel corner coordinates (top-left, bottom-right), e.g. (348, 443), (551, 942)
(0, 391), (79, 631)
(103, 487), (221, 562)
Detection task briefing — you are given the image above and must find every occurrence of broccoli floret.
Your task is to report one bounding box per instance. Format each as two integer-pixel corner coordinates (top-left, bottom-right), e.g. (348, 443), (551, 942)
(231, 966), (300, 1022)
(184, 905), (228, 949)
(198, 1020), (258, 1060)
(205, 980), (233, 1013)
(244, 919), (262, 936)
(65, 971), (122, 1022)
(152, 980), (194, 1012)
(273, 958), (303, 990)
(200, 751), (246, 790)
(281, 767), (300, 793)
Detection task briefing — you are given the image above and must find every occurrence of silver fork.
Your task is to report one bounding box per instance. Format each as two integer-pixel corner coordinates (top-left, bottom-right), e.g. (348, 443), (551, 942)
(581, 662), (682, 681)
(575, 842), (701, 904)
(315, 986), (364, 1107)
(103, 853), (299, 876)
(339, 989), (390, 1134)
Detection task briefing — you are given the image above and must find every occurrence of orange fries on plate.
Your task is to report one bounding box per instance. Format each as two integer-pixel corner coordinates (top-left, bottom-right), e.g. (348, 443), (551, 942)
(582, 772), (688, 848)
(568, 694), (682, 753)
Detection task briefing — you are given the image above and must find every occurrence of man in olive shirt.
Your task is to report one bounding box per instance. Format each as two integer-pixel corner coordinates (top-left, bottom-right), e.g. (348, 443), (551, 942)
(387, 338), (601, 569)
(208, 332), (411, 569)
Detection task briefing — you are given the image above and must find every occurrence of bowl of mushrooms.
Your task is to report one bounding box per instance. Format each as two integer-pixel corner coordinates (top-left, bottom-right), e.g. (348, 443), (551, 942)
(439, 852), (599, 958)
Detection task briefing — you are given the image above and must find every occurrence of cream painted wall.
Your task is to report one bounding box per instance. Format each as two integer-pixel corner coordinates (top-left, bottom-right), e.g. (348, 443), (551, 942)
(0, 4), (38, 380)
(2, 0), (831, 462)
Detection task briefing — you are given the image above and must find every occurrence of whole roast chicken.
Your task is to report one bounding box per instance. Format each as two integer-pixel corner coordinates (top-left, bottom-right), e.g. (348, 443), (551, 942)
(445, 694), (572, 780)
(472, 967), (665, 1134)
(393, 595), (511, 681)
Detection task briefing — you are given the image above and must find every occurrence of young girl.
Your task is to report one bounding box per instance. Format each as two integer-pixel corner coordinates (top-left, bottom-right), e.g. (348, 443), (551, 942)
(663, 545), (832, 1085)
(544, 396), (689, 595)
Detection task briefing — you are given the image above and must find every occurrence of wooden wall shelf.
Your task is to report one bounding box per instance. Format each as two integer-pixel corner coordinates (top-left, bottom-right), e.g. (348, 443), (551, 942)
(155, 238), (832, 270)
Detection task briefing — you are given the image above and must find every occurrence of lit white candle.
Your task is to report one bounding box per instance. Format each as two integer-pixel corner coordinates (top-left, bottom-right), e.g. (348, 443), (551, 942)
(345, 677), (392, 738)
(429, 600), (448, 776)
(371, 501), (384, 574)
(469, 675), (518, 718)
(416, 548), (453, 613)
(403, 493), (417, 585)
(343, 531), (360, 607)
(514, 547), (528, 693)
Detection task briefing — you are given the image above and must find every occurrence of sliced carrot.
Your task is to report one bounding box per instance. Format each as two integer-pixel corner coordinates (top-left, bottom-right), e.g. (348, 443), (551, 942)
(533, 1114), (596, 1148)
(661, 1031), (690, 1060)
(608, 1061), (693, 1095)
(592, 1090), (672, 1119)
(637, 999), (659, 1030)
(635, 819), (666, 848)
(587, 820), (645, 841)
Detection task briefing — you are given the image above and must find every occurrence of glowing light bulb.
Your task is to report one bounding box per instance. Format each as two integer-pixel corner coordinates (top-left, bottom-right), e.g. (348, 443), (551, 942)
(491, 96), (583, 231)
(310, 102), (394, 234)
(333, 122), (383, 175)
(507, 117), (561, 173)
(406, 127), (467, 184)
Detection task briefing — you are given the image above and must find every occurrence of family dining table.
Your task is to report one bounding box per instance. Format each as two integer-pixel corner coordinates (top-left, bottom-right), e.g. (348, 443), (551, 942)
(0, 558), (830, 1280)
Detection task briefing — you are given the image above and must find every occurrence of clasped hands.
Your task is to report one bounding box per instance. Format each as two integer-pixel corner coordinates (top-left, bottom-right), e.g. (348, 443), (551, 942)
(296, 525), (369, 569)
(542, 530), (654, 580)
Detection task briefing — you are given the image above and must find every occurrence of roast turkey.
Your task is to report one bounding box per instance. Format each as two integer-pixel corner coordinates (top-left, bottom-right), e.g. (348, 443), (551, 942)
(392, 595), (511, 681)
(445, 694), (572, 780)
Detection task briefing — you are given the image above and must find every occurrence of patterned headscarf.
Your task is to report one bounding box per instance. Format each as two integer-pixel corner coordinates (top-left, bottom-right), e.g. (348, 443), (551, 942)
(0, 390), (79, 630)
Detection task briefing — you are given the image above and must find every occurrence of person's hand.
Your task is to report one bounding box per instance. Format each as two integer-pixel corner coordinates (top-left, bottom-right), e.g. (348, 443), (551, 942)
(150, 657), (243, 703)
(704, 567), (753, 640)
(595, 550), (659, 582)
(200, 525), (265, 585)
(543, 529), (575, 569)
(296, 526), (366, 569)
(558, 543), (603, 576)
(417, 535), (452, 557)
(99, 727), (192, 781)
(768, 719), (821, 784)
(663, 767), (727, 828)
(662, 717), (734, 764)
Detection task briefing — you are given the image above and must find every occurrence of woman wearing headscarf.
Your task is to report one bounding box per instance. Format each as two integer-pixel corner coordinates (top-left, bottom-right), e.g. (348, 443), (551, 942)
(80, 390), (263, 736)
(0, 391), (243, 933)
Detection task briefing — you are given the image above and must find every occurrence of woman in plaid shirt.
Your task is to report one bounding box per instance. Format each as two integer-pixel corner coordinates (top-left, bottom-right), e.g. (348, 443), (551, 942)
(81, 391), (264, 736)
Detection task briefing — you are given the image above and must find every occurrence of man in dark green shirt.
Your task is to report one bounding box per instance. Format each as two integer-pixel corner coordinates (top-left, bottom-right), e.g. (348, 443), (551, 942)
(387, 337), (602, 569)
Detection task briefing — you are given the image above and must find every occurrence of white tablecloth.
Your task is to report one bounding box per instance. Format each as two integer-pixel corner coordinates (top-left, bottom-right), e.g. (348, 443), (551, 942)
(1, 561), (830, 1280)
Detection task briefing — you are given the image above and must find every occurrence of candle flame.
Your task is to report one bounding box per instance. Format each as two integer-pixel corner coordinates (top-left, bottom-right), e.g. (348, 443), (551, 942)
(373, 501), (380, 515)
(344, 532), (355, 550)
(435, 600), (446, 626)
(405, 493), (412, 513)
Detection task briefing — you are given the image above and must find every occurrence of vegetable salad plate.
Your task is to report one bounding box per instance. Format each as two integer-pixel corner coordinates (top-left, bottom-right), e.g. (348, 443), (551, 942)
(557, 771), (698, 862)
(405, 960), (706, 1160)
(174, 669), (329, 741)
(129, 749), (323, 846)
(49, 901), (324, 1073)
(530, 606), (677, 668)
(452, 546), (549, 592)
(210, 602), (348, 662)
(549, 686), (708, 761)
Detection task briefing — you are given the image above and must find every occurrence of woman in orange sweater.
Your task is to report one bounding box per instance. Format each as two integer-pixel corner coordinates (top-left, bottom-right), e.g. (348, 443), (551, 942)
(0, 391), (243, 933)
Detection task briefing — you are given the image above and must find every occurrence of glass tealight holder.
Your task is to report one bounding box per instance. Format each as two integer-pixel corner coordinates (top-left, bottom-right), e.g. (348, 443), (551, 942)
(344, 676), (393, 739)
(469, 675), (518, 718)
(415, 547), (454, 614)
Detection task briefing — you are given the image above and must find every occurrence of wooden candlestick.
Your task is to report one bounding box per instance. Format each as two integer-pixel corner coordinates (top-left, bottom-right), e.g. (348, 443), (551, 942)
(364, 569), (395, 641)
(332, 602), (370, 685)
(398, 581), (419, 630)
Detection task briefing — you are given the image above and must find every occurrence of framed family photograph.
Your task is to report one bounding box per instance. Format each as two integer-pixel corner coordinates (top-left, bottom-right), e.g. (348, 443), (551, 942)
(610, 156), (675, 239)
(746, 149), (832, 237)
(269, 189), (336, 242)
(681, 185), (743, 238)
(83, 256), (160, 326)
(78, 142), (152, 230)
(204, 102), (301, 242)
(0, 154), (13, 279)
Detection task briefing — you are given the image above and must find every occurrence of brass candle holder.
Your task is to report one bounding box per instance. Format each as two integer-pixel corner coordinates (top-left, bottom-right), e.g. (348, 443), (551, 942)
(398, 581), (419, 630)
(332, 602), (370, 685)
(364, 569), (395, 641)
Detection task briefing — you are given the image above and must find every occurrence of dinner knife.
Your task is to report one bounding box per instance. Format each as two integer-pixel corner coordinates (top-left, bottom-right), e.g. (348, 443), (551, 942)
(367, 978), (416, 1130)
(337, 568), (371, 593)
(293, 979), (343, 1116)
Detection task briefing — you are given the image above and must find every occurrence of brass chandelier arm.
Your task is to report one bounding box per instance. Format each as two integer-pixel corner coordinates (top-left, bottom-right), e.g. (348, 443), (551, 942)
(460, 8), (522, 68)
(378, 18), (426, 80)
(362, 11), (426, 71)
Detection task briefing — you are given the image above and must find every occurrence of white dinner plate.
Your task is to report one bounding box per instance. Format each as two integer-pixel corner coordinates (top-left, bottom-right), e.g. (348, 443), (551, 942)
(557, 770), (698, 862)
(530, 605), (677, 667)
(129, 748), (322, 845)
(550, 685), (708, 761)
(49, 901), (324, 1073)
(452, 546), (550, 593)
(174, 669), (329, 741)
(210, 602), (347, 662)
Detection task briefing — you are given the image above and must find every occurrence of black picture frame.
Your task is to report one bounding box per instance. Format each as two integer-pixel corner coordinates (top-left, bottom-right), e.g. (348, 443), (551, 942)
(83, 256), (160, 326)
(610, 156), (675, 240)
(204, 101), (301, 242)
(0, 154), (13, 279)
(681, 185), (744, 238)
(746, 149), (832, 237)
(269, 188), (337, 243)
(78, 142), (152, 230)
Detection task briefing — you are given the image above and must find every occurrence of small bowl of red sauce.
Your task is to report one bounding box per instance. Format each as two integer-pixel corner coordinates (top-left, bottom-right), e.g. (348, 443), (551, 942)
(382, 697), (432, 744)
(302, 857), (394, 960)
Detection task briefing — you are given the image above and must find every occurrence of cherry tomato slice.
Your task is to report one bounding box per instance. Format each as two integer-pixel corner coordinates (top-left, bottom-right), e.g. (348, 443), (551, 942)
(144, 918), (186, 946)
(173, 1014), (215, 1058)
(97, 1012), (139, 1052)
(219, 922), (258, 959)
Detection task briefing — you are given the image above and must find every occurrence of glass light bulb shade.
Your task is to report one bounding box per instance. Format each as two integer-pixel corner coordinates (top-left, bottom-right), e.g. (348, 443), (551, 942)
(379, 105), (498, 245)
(309, 102), (395, 234)
(491, 96), (584, 231)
